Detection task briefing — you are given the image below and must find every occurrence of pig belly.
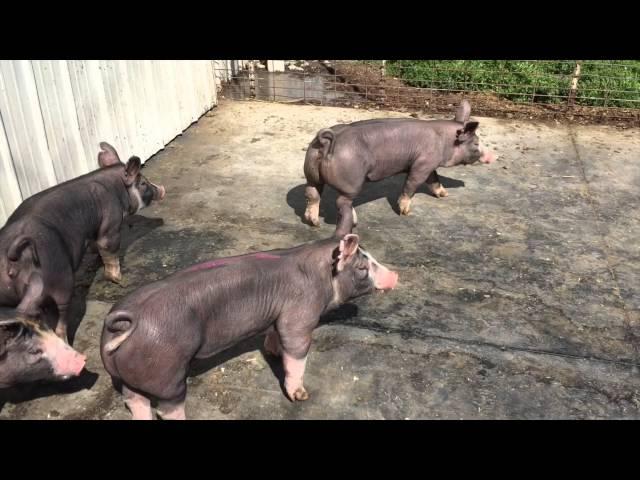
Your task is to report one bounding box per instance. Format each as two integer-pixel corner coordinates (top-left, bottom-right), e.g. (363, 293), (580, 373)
(195, 311), (274, 359)
(366, 156), (414, 182)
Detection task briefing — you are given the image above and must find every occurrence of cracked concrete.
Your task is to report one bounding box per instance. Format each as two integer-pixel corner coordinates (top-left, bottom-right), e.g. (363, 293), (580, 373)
(1, 99), (639, 419)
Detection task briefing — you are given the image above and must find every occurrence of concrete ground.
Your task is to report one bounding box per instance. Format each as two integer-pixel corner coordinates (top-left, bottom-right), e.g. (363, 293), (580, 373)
(1, 99), (639, 420)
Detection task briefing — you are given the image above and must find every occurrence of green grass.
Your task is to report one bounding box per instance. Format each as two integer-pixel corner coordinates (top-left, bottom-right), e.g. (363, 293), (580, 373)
(384, 61), (640, 108)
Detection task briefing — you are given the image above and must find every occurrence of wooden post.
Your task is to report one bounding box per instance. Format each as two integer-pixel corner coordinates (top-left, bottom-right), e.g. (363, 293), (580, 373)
(248, 61), (256, 99)
(380, 60), (386, 106)
(568, 61), (582, 106)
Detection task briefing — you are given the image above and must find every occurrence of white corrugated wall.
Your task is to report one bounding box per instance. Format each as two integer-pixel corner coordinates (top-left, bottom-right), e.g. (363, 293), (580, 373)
(0, 60), (217, 224)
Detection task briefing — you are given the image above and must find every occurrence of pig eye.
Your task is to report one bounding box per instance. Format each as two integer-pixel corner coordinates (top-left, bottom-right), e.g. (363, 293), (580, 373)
(3, 323), (26, 340)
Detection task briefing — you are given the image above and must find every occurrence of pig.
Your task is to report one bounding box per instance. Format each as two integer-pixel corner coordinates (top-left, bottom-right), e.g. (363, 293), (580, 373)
(100, 234), (398, 420)
(0, 142), (166, 343)
(0, 276), (86, 388)
(303, 99), (497, 236)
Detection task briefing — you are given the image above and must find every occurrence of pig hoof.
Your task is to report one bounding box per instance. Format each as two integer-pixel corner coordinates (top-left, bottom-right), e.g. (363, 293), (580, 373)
(304, 213), (320, 227)
(399, 204), (411, 216)
(434, 186), (448, 198)
(292, 387), (309, 402)
(105, 272), (123, 284)
(398, 196), (411, 215)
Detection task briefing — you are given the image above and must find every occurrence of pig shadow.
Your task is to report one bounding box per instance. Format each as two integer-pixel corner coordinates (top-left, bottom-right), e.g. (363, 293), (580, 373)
(286, 173), (465, 226)
(187, 303), (360, 401)
(0, 370), (100, 413)
(66, 215), (165, 345)
(0, 215), (164, 415)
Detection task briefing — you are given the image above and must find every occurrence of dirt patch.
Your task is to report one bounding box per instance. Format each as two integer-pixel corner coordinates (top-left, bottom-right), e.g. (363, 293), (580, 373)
(304, 61), (640, 127)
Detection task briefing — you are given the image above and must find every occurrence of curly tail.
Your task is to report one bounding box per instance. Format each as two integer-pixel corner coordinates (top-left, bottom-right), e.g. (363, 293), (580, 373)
(7, 235), (40, 267)
(304, 128), (337, 185)
(316, 128), (336, 159)
(103, 310), (136, 353)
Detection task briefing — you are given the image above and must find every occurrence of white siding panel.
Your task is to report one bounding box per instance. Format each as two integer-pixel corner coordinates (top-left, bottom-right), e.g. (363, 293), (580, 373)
(0, 60), (218, 224)
(31, 60), (87, 181)
(0, 61), (57, 196)
(140, 60), (165, 155)
(0, 111), (22, 221)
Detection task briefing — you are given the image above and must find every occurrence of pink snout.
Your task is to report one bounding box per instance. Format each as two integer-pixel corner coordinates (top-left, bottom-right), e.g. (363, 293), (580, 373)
(155, 184), (166, 201)
(480, 150), (496, 164)
(374, 268), (399, 291)
(42, 333), (86, 378)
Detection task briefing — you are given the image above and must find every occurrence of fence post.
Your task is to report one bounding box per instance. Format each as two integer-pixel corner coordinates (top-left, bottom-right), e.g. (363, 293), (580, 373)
(568, 61), (582, 106)
(380, 60), (386, 107)
(248, 60), (256, 99)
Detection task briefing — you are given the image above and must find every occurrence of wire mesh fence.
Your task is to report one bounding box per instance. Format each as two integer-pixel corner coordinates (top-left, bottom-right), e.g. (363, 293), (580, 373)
(214, 60), (640, 124)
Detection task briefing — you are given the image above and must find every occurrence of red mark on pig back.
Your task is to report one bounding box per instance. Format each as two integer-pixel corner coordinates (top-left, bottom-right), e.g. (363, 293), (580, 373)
(185, 252), (281, 272)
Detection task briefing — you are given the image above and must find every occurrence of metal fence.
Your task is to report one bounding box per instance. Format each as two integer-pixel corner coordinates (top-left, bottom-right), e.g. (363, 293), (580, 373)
(214, 60), (640, 123)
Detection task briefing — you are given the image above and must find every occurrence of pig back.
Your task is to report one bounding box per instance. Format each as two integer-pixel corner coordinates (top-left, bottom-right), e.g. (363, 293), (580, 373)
(102, 259), (293, 366)
(5, 169), (129, 270)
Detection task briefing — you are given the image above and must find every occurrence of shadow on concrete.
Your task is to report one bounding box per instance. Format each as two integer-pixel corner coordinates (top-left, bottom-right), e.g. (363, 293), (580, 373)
(0, 369), (100, 411)
(66, 215), (165, 345)
(286, 173), (465, 226)
(187, 303), (361, 401)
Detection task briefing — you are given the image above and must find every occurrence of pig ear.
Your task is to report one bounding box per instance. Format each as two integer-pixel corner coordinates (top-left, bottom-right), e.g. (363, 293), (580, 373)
(456, 121), (479, 141)
(98, 142), (122, 168)
(454, 99), (471, 123)
(334, 234), (360, 272)
(124, 156), (142, 186)
(463, 121), (479, 134)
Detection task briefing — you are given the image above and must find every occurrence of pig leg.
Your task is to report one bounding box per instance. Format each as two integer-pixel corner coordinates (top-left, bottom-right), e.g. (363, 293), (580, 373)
(157, 398), (186, 420)
(398, 168), (430, 216)
(282, 353), (309, 401)
(54, 303), (71, 341)
(304, 183), (324, 227)
(99, 249), (122, 284)
(97, 236), (122, 284)
(123, 385), (153, 420)
(425, 170), (448, 198)
(15, 274), (46, 318)
(96, 213), (124, 284)
(48, 270), (74, 342)
(335, 195), (356, 237)
(278, 327), (312, 402)
(263, 326), (282, 357)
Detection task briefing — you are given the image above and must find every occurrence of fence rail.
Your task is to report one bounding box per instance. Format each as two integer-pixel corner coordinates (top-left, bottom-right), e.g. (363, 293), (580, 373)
(214, 60), (640, 124)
